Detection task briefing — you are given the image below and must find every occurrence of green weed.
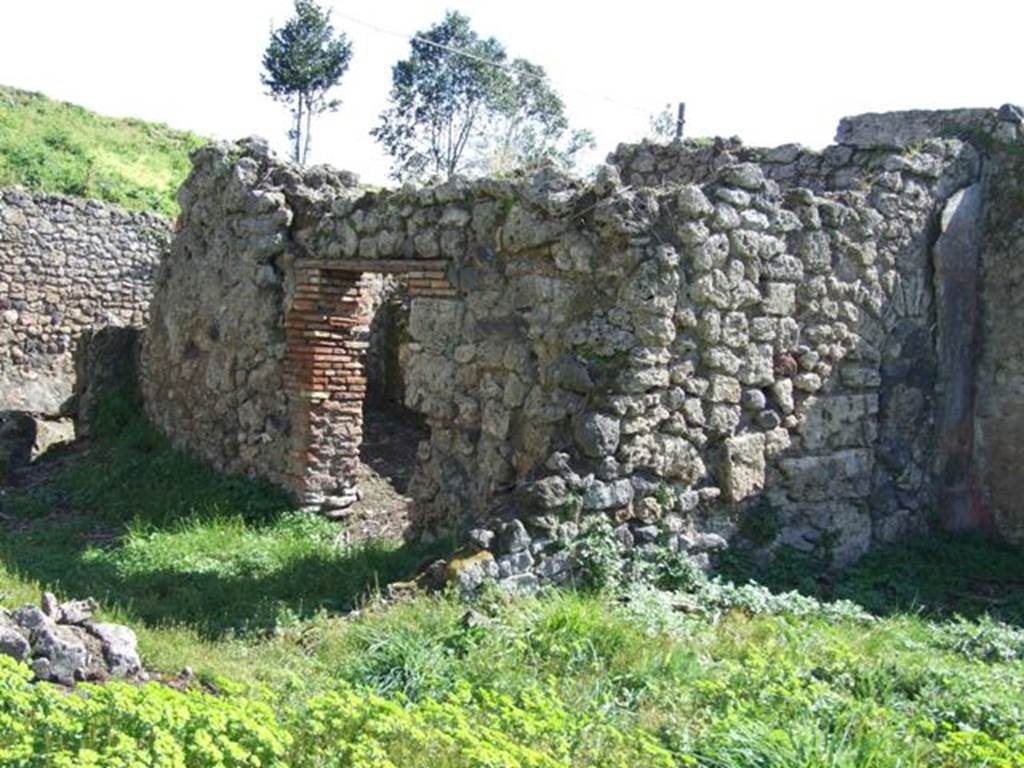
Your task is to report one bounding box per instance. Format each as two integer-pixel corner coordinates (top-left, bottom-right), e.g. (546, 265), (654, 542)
(1, 406), (1023, 765)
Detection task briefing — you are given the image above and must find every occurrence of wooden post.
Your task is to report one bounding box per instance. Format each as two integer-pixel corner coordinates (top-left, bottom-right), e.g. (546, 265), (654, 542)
(674, 102), (686, 141)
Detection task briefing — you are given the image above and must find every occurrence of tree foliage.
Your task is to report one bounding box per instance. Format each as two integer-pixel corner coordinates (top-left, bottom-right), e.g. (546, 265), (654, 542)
(371, 11), (592, 182)
(262, 0), (352, 165)
(472, 59), (595, 177)
(646, 104), (677, 142)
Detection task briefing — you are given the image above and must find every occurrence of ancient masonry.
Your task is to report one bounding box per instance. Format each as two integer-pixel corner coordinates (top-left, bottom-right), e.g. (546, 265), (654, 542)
(135, 106), (1024, 587)
(4, 106), (1019, 589)
(283, 264), (453, 508)
(0, 189), (169, 413)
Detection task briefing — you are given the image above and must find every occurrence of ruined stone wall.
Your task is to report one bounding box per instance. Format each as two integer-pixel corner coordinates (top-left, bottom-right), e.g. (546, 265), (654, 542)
(610, 108), (1016, 193)
(139, 141), (451, 507)
(0, 189), (169, 413)
(140, 140), (330, 493)
(975, 146), (1024, 546)
(142, 107), (1022, 586)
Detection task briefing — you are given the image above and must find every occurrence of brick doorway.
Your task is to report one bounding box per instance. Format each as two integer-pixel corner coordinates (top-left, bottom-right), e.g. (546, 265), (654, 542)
(283, 259), (452, 519)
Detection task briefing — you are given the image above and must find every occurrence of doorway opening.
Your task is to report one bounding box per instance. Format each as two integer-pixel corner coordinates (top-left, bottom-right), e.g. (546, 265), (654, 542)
(346, 275), (427, 541)
(284, 259), (453, 537)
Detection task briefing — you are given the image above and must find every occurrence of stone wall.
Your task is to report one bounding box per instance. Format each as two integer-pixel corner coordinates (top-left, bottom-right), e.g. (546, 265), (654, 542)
(0, 189), (169, 413)
(140, 142), (312, 495)
(142, 107), (1023, 586)
(975, 145), (1024, 546)
(139, 142), (453, 507)
(609, 108), (1016, 195)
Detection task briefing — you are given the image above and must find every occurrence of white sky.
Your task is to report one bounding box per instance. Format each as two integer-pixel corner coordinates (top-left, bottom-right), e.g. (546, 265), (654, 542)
(1, 0), (1021, 185)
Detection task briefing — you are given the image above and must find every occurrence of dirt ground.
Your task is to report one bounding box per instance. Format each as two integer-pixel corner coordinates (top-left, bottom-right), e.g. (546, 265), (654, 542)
(334, 400), (428, 544)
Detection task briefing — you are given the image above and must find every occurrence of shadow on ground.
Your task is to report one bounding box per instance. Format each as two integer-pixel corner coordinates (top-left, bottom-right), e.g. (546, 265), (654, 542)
(4, 401), (1024, 638)
(0, 519), (443, 639)
(0, 408), (446, 639)
(0, 502), (447, 638)
(719, 531), (1024, 626)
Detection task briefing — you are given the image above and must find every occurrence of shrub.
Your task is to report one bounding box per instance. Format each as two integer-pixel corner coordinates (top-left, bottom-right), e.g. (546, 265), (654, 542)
(291, 683), (678, 768)
(928, 615), (1024, 663)
(0, 656), (681, 768)
(935, 727), (1024, 768)
(0, 656), (290, 767)
(569, 519), (624, 591)
(652, 548), (707, 591)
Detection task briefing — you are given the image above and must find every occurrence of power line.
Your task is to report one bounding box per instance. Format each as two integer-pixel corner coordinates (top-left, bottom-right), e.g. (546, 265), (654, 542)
(332, 7), (652, 117)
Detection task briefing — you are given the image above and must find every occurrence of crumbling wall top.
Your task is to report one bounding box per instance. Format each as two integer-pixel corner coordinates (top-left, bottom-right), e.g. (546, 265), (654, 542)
(834, 106), (1018, 148)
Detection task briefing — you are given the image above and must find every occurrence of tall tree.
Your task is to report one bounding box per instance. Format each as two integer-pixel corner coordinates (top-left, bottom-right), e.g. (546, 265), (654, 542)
(371, 12), (591, 181)
(262, 0), (353, 165)
(371, 11), (503, 181)
(474, 59), (595, 176)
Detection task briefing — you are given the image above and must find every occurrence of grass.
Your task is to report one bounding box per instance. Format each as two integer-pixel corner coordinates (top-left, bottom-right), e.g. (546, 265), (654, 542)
(0, 399), (448, 645)
(0, 85), (203, 216)
(2, 405), (1024, 765)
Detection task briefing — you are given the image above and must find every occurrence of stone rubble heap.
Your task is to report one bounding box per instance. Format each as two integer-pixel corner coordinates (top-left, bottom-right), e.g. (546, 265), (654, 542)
(0, 592), (142, 686)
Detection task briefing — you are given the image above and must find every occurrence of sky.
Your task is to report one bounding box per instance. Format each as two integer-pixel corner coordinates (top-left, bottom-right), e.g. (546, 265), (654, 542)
(1, 0), (1021, 185)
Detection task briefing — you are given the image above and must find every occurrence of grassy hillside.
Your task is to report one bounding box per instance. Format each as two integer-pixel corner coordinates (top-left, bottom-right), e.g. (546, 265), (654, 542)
(1, 402), (1023, 765)
(0, 85), (204, 217)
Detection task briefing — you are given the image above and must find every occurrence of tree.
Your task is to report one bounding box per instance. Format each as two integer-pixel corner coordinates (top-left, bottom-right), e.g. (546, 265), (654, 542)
(646, 104), (677, 142)
(371, 11), (591, 182)
(371, 11), (502, 181)
(473, 59), (595, 177)
(262, 0), (352, 165)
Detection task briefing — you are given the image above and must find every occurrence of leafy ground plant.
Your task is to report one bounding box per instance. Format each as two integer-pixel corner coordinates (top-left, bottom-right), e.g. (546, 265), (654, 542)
(2, 409), (1024, 766)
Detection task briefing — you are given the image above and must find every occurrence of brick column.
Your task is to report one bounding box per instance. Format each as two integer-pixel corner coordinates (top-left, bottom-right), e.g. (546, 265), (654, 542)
(284, 266), (374, 511)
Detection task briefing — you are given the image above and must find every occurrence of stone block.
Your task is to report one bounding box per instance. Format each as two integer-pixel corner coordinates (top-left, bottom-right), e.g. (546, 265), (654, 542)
(0, 615), (29, 662)
(778, 450), (873, 501)
(676, 185), (714, 217)
(771, 379), (795, 414)
(722, 312), (749, 347)
(574, 412), (621, 458)
(707, 404), (741, 434)
(798, 394), (879, 451)
(407, 298), (464, 348)
(723, 433), (766, 502)
(708, 374), (741, 404)
(656, 434), (706, 484)
(582, 478), (634, 511)
(86, 623), (141, 677)
(737, 344), (775, 387)
(762, 282), (796, 316)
